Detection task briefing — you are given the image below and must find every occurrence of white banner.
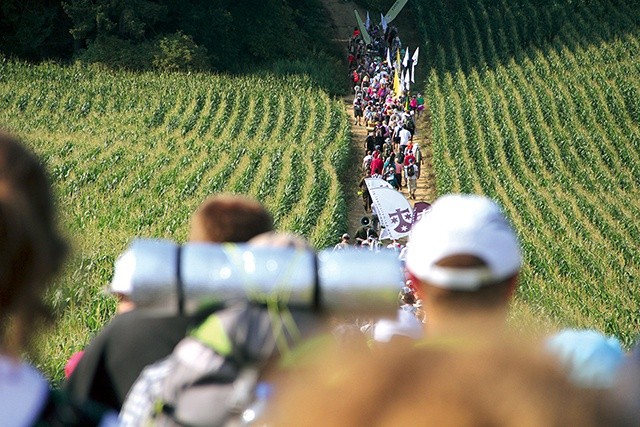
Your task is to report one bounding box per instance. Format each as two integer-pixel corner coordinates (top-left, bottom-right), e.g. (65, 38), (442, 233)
(365, 177), (393, 191)
(369, 187), (413, 239)
(354, 10), (372, 45)
(385, 0), (409, 23)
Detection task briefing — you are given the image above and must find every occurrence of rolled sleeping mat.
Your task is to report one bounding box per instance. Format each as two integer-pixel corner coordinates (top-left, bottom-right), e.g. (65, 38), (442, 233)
(118, 238), (403, 316)
(316, 248), (405, 315)
(123, 239), (181, 312)
(180, 242), (316, 314)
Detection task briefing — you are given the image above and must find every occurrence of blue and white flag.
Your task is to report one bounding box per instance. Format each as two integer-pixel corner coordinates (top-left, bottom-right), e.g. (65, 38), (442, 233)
(381, 13), (388, 32)
(366, 11), (371, 30)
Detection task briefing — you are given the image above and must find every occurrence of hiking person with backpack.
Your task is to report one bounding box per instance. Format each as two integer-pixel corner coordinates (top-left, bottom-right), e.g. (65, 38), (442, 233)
(358, 170), (373, 213)
(405, 158), (419, 200)
(66, 195), (274, 413)
(353, 97), (364, 126)
(119, 232), (317, 426)
(365, 131), (375, 152)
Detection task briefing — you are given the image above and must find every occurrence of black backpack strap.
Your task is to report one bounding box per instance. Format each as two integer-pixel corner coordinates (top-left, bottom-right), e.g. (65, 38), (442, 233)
(35, 388), (115, 427)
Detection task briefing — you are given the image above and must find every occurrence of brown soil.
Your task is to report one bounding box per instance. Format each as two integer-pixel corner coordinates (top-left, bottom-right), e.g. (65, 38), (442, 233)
(322, 0), (437, 237)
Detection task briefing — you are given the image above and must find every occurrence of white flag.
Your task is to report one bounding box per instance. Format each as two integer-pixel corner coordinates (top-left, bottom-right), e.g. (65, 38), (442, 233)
(402, 48), (410, 68)
(381, 13), (388, 32)
(368, 187), (413, 239)
(386, 48), (392, 67)
(411, 47), (419, 83)
(405, 69), (411, 90)
(366, 11), (370, 30)
(412, 47), (420, 65)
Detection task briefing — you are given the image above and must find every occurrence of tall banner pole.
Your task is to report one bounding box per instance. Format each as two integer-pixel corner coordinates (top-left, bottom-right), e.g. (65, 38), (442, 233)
(384, 0), (409, 24)
(354, 10), (372, 45)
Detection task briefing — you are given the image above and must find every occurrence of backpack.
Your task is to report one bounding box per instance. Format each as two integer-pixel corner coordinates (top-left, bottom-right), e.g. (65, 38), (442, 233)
(120, 302), (293, 427)
(407, 165), (415, 177)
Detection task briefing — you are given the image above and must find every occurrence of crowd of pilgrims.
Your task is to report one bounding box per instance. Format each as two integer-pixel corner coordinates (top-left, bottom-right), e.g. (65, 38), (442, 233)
(338, 23), (426, 254)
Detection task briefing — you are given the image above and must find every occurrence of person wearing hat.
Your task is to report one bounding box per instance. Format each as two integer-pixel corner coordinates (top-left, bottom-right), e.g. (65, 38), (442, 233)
(333, 233), (351, 251)
(405, 194), (522, 337)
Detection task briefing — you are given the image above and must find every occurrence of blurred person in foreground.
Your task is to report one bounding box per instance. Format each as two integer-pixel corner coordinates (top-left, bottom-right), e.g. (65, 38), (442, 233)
(268, 195), (633, 425)
(118, 231), (315, 426)
(269, 336), (627, 426)
(66, 194), (274, 411)
(0, 132), (115, 424)
(404, 194), (522, 338)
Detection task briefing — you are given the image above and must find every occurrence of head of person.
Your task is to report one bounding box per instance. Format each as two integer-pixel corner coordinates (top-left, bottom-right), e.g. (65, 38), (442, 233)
(188, 194), (273, 243)
(0, 131), (67, 354)
(405, 194), (521, 336)
(341, 233), (350, 243)
(269, 338), (618, 426)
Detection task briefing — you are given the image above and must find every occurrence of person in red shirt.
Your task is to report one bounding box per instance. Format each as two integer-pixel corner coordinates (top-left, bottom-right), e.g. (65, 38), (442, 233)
(370, 150), (384, 176)
(403, 150), (416, 167)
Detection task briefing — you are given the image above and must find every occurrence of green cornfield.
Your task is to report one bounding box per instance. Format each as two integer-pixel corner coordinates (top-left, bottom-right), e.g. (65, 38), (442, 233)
(0, 60), (350, 381)
(414, 0), (640, 343)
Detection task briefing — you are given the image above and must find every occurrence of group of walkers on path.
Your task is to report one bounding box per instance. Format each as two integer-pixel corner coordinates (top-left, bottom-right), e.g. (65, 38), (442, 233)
(337, 22), (425, 252)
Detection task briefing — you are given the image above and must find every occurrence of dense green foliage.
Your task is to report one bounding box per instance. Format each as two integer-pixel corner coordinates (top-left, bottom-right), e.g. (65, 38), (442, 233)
(0, 0), (346, 94)
(416, 0), (640, 344)
(0, 59), (350, 381)
(352, 0), (397, 14)
(0, 0), (73, 60)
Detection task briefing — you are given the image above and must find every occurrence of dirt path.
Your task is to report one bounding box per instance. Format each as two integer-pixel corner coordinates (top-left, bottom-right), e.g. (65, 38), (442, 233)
(322, 0), (437, 238)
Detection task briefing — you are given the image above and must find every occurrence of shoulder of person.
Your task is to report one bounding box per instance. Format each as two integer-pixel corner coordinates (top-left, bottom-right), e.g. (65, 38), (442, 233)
(0, 358), (49, 427)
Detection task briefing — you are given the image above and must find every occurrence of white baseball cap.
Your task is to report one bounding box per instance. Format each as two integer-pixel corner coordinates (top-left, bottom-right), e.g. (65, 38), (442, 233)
(405, 194), (521, 290)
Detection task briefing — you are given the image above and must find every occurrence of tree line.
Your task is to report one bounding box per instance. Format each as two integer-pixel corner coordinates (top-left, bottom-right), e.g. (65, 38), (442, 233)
(0, 0), (342, 80)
